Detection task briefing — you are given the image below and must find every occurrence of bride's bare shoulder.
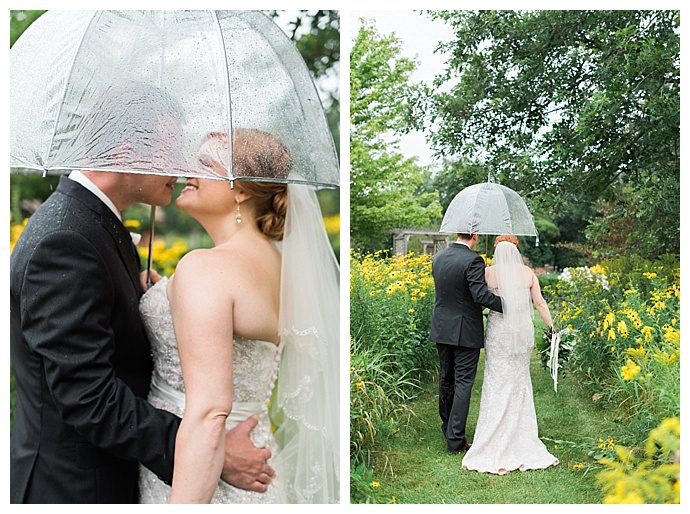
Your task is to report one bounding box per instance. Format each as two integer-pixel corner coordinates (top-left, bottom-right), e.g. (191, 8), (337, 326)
(174, 241), (279, 291)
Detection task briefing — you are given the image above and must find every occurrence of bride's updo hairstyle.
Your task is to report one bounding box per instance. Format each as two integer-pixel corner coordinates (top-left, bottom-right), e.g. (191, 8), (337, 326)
(200, 130), (291, 241)
(494, 234), (519, 248)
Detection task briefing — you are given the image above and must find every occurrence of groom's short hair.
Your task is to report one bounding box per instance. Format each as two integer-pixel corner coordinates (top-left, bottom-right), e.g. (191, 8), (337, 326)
(73, 81), (186, 172)
(457, 233), (474, 240)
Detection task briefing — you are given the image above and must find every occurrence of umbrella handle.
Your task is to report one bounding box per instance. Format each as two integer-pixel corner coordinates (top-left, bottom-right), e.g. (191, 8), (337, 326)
(146, 205), (156, 289)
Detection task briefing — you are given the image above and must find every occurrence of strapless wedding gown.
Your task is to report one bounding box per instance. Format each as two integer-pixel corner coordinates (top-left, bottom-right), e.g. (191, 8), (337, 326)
(462, 290), (558, 475)
(137, 277), (286, 503)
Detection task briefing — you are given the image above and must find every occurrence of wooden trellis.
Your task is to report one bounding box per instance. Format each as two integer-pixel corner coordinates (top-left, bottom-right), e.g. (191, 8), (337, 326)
(391, 229), (450, 256)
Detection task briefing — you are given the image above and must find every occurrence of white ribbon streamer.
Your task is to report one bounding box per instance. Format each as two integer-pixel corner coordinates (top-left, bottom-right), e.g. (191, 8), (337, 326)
(548, 331), (561, 392)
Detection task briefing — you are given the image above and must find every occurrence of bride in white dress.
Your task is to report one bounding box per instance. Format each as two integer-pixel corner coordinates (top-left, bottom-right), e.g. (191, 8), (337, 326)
(462, 236), (558, 475)
(138, 129), (339, 503)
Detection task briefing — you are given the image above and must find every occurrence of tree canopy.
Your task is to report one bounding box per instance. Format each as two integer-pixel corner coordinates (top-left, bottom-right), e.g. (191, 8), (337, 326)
(350, 21), (441, 252)
(426, 10), (679, 259)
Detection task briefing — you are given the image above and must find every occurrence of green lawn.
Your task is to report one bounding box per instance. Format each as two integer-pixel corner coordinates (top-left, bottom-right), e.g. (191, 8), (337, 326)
(367, 348), (617, 503)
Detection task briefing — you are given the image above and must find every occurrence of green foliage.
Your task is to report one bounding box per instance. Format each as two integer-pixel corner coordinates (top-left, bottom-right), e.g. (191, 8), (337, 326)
(10, 10), (45, 47)
(596, 417), (680, 503)
(546, 258), (680, 444)
(350, 340), (419, 468)
(350, 252), (437, 469)
(427, 10), (679, 259)
(350, 462), (390, 504)
(537, 272), (560, 299)
(272, 10), (340, 153)
(520, 215), (560, 267)
(350, 20), (441, 252)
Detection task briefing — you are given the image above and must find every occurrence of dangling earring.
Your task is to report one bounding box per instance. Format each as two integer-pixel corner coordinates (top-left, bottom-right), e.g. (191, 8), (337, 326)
(235, 199), (242, 224)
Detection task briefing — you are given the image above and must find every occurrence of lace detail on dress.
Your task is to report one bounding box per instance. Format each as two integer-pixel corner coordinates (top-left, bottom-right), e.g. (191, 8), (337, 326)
(137, 277), (286, 503)
(461, 287), (558, 475)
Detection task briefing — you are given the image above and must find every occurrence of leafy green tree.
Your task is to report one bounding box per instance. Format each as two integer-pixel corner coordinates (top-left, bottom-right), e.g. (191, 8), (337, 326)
(351, 20), (441, 252)
(272, 10), (340, 156)
(426, 10), (679, 258)
(10, 10), (45, 47)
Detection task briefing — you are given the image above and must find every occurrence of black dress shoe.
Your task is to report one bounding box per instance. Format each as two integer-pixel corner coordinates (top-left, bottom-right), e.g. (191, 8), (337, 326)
(448, 442), (471, 454)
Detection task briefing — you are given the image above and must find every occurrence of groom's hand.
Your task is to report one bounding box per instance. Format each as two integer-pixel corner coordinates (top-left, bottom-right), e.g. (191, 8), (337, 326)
(139, 269), (161, 291)
(221, 415), (276, 492)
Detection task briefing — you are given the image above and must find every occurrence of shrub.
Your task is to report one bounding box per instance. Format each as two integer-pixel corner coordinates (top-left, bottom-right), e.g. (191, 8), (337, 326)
(350, 337), (420, 467)
(597, 417), (680, 504)
(545, 258), (680, 442)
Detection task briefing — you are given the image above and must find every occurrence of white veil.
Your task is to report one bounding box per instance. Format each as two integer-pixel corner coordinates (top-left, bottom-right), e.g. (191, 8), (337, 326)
(271, 183), (340, 503)
(493, 241), (534, 353)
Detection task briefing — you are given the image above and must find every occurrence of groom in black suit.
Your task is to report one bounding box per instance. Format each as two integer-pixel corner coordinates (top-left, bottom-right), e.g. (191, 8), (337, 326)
(430, 233), (503, 454)
(10, 86), (274, 503)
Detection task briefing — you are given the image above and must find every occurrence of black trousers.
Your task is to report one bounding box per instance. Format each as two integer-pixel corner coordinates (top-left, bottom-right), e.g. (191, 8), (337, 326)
(436, 343), (481, 451)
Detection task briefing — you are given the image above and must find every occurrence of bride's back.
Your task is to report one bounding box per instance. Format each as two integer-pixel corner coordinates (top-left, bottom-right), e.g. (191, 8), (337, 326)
(485, 264), (532, 291)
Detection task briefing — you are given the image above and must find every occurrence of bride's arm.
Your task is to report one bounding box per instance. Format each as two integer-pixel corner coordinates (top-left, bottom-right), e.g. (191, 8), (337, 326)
(168, 251), (234, 503)
(529, 268), (553, 329)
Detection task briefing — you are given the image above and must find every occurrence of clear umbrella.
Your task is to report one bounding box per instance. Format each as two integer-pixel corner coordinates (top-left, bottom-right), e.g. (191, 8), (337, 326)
(439, 182), (538, 242)
(10, 10), (339, 187)
(11, 10), (339, 283)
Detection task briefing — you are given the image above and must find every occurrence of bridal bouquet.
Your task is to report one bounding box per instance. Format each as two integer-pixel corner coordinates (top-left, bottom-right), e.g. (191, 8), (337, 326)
(540, 325), (578, 392)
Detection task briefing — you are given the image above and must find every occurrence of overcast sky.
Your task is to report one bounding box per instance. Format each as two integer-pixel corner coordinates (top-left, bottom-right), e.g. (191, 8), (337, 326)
(350, 10), (456, 168)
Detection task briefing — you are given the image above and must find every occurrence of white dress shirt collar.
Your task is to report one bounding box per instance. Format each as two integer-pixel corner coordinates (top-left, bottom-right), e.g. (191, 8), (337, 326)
(68, 170), (121, 221)
(454, 241), (472, 249)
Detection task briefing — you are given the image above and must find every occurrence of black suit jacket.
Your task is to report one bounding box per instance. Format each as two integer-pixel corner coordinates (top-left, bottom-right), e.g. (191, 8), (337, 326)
(430, 243), (503, 348)
(10, 177), (181, 503)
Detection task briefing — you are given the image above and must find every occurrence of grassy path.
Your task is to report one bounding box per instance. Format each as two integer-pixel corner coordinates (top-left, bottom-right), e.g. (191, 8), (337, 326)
(370, 348), (618, 504)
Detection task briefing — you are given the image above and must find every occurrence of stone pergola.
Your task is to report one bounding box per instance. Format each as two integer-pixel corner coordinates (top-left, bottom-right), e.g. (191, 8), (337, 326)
(391, 229), (450, 256)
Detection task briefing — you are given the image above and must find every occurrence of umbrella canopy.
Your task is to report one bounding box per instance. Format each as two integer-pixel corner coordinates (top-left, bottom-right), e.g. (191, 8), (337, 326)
(10, 10), (339, 187)
(439, 182), (538, 238)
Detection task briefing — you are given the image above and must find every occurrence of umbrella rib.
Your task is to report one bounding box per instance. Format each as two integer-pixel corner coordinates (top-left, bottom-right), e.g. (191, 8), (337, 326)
(45, 10), (101, 171)
(210, 11), (234, 184)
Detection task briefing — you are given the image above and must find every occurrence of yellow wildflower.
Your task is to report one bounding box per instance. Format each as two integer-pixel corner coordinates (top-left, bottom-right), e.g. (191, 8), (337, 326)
(620, 360), (641, 381)
(408, 308), (415, 314)
(653, 352), (678, 365)
(123, 219), (141, 229)
(663, 327), (680, 345)
(590, 264), (607, 275)
(640, 326), (654, 342)
(626, 347), (646, 359)
(603, 491), (644, 504)
(642, 272), (657, 279)
(658, 417), (680, 436)
(617, 320), (629, 337)
(355, 381), (364, 389)
(573, 463), (585, 471)
(608, 328), (616, 341)
(370, 481), (380, 488)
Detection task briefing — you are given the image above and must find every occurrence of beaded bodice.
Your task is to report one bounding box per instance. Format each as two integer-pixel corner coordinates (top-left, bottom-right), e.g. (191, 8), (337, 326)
(138, 276), (285, 504)
(139, 277), (280, 414)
